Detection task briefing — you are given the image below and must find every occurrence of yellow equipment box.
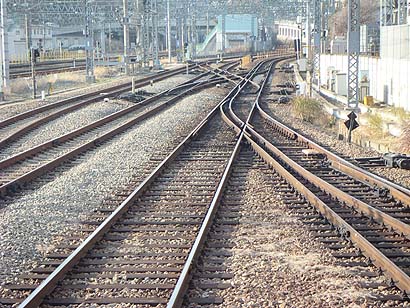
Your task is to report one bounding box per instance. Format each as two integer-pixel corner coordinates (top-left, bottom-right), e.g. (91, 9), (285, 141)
(364, 96), (374, 106)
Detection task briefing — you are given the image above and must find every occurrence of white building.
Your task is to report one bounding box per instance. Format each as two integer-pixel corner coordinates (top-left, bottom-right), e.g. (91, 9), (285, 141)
(7, 20), (53, 61)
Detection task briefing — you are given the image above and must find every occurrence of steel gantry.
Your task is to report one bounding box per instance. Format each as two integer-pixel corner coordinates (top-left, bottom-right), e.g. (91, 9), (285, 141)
(380, 0), (409, 25)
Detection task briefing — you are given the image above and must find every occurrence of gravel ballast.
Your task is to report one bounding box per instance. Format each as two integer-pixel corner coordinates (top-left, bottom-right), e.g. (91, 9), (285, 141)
(0, 75), (132, 121)
(195, 153), (395, 307)
(262, 63), (410, 190)
(0, 65), (186, 121)
(0, 74), (194, 160)
(0, 84), (229, 283)
(263, 101), (410, 190)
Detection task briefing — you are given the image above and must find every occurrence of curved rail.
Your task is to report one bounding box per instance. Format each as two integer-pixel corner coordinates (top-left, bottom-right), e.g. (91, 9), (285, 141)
(0, 68), (239, 197)
(167, 58), (271, 308)
(222, 58), (410, 296)
(256, 95), (410, 203)
(15, 56), (263, 308)
(0, 64), (202, 148)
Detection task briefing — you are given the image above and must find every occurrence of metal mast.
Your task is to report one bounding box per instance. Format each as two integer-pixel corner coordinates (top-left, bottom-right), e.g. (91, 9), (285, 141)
(191, 0), (197, 59)
(347, 0), (360, 109)
(221, 10), (226, 58)
(380, 0), (393, 26)
(167, 0), (171, 63)
(123, 0), (130, 74)
(85, 0), (95, 83)
(312, 0), (321, 87)
(152, 0), (160, 68)
(0, 0), (9, 101)
(142, 0), (150, 67)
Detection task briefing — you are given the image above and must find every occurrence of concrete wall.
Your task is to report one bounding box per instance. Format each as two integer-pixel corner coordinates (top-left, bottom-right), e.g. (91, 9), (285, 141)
(380, 24), (410, 59)
(319, 54), (410, 110)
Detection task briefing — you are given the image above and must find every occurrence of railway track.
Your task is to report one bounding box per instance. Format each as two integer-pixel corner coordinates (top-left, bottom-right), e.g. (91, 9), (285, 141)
(7, 54), (406, 306)
(0, 62), (243, 198)
(0, 60), (241, 152)
(0, 56), (269, 307)
(10, 59), (89, 79)
(235, 61), (410, 299)
(0, 63), (202, 149)
(9, 53), (175, 79)
(181, 58), (410, 306)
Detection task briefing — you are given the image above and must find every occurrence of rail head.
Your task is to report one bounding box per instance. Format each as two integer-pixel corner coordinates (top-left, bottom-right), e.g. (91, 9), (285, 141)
(17, 61), (249, 308)
(255, 93), (410, 205)
(167, 57), (269, 308)
(245, 134), (410, 295)
(221, 54), (410, 295)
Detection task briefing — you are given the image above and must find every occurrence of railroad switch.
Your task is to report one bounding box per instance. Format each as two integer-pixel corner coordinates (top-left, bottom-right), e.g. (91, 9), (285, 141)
(383, 153), (410, 170)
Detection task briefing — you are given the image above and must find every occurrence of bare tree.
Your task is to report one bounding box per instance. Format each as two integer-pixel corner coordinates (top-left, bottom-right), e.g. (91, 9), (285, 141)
(329, 0), (379, 38)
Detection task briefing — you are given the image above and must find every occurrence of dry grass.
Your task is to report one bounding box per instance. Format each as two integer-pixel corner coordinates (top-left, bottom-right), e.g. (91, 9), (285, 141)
(9, 71), (85, 96)
(8, 66), (120, 98)
(94, 66), (120, 78)
(366, 113), (385, 137)
(399, 121), (410, 153)
(391, 106), (410, 122)
(292, 96), (323, 123)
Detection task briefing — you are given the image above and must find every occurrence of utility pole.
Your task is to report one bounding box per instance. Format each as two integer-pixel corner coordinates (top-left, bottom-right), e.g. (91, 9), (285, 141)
(191, 2), (197, 60)
(206, 0), (210, 35)
(321, 1), (327, 54)
(347, 0), (360, 109)
(167, 0), (172, 63)
(221, 12), (226, 60)
(100, 24), (106, 61)
(85, 0), (95, 83)
(108, 23), (112, 54)
(380, 0), (393, 26)
(0, 0), (9, 101)
(123, 0), (130, 74)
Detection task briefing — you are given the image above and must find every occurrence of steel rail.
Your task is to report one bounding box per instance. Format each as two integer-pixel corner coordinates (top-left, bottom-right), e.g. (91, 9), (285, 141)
(0, 60), (239, 150)
(244, 134), (410, 295)
(16, 58), (253, 308)
(256, 100), (410, 204)
(246, 125), (410, 238)
(8, 53), (174, 79)
(0, 73), (234, 197)
(196, 63), (243, 86)
(0, 63), (218, 149)
(1, 59), (236, 130)
(211, 53), (410, 296)
(10, 66), (87, 79)
(232, 59), (410, 295)
(0, 62), (238, 170)
(213, 67), (261, 90)
(0, 65), (191, 130)
(166, 59), (269, 308)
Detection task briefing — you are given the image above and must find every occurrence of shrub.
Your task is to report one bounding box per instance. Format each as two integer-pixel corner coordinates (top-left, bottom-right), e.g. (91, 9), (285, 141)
(291, 96), (322, 123)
